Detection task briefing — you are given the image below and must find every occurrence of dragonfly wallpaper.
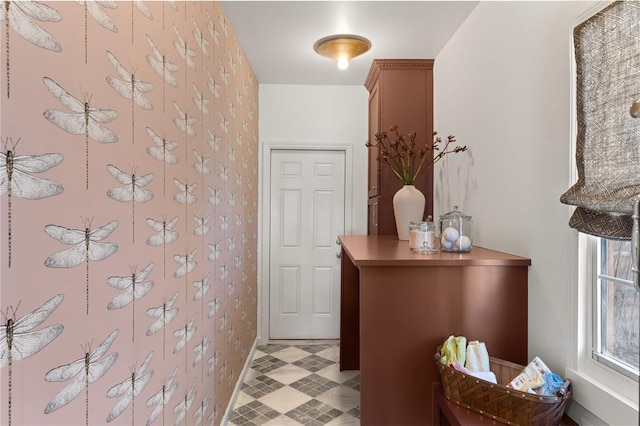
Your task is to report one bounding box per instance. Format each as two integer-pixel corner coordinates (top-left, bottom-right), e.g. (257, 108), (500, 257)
(0, 2), (258, 425)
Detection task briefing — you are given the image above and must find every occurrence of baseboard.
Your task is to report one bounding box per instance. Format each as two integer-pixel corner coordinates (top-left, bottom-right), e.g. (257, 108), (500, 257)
(221, 337), (258, 425)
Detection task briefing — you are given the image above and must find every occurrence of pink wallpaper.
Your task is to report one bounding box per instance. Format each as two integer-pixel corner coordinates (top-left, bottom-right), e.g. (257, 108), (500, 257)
(0, 2), (258, 425)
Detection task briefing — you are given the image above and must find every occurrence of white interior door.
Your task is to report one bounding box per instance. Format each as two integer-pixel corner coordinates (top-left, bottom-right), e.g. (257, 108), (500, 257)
(269, 149), (345, 339)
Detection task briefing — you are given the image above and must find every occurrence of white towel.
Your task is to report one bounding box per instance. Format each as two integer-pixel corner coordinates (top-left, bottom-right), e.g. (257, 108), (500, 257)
(465, 340), (490, 372)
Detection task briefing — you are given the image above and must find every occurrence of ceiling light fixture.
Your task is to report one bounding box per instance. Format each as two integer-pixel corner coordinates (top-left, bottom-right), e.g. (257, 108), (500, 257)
(313, 34), (371, 70)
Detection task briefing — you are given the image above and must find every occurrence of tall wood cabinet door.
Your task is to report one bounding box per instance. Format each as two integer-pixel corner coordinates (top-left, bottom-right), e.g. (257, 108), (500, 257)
(368, 81), (380, 199)
(367, 196), (379, 235)
(364, 59), (434, 236)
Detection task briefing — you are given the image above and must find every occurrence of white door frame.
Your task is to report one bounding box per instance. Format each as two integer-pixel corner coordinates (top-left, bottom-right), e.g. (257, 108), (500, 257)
(259, 142), (353, 345)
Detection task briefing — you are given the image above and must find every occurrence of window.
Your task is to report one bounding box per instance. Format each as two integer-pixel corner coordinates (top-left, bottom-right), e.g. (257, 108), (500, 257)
(592, 237), (639, 381)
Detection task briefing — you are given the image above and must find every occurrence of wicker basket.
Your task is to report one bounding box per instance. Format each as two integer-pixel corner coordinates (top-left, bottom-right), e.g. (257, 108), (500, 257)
(434, 351), (572, 425)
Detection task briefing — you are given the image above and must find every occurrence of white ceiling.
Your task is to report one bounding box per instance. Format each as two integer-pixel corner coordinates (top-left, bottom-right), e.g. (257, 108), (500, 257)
(221, 1), (479, 86)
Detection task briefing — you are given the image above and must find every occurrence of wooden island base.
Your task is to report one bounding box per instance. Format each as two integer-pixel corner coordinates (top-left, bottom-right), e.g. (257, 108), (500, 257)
(339, 235), (531, 425)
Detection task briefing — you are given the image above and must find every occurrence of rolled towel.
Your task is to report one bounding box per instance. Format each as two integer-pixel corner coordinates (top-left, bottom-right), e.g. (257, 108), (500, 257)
(440, 335), (467, 366)
(538, 372), (564, 396)
(451, 361), (497, 384)
(465, 340), (490, 372)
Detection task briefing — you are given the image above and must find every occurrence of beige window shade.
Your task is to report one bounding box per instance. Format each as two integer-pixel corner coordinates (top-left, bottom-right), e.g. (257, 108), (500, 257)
(560, 0), (640, 240)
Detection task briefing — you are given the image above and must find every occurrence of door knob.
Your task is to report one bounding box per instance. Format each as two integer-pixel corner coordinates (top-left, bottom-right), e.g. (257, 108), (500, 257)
(336, 251), (341, 259)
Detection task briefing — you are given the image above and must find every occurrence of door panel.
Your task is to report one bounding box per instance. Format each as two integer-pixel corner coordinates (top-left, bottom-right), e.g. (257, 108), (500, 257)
(269, 149), (345, 339)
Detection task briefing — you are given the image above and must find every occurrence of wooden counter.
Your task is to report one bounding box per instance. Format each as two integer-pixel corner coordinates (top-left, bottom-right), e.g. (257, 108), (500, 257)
(339, 235), (531, 426)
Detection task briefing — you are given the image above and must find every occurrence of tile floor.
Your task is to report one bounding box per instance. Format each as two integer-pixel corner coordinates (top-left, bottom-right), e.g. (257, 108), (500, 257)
(228, 341), (360, 425)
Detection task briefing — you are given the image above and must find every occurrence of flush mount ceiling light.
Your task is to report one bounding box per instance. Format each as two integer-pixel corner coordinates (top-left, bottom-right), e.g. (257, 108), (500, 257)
(313, 34), (371, 70)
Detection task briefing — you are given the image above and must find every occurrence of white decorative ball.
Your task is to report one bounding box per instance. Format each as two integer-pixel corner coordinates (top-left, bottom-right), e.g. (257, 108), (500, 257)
(441, 236), (453, 249)
(442, 227), (460, 243)
(458, 235), (472, 251)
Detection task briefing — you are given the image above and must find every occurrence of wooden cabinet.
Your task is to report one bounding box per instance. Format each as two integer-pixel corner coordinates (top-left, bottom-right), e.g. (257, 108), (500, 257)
(364, 59), (434, 235)
(338, 235), (531, 425)
(367, 196), (379, 235)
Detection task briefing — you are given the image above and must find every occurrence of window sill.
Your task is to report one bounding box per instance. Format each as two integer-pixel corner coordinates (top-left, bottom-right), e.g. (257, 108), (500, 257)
(565, 368), (638, 425)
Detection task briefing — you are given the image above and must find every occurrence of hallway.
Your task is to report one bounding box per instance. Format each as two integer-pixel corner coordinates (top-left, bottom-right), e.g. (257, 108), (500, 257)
(229, 342), (360, 425)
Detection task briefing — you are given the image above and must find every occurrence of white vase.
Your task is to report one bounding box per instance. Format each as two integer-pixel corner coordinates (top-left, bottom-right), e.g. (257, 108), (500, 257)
(393, 185), (426, 240)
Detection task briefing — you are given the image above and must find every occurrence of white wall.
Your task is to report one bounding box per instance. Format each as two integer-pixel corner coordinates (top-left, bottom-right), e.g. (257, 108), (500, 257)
(434, 1), (606, 423)
(257, 84), (369, 344)
(259, 84), (370, 234)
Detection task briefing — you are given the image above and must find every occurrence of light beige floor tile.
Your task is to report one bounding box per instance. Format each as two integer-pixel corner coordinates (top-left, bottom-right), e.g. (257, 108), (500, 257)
(315, 363), (360, 384)
(267, 363), (312, 385)
(325, 413), (361, 425)
(243, 367), (261, 381)
(258, 386), (312, 414)
(233, 390), (255, 408)
(316, 385), (360, 412)
(269, 346), (314, 363)
(315, 345), (340, 362)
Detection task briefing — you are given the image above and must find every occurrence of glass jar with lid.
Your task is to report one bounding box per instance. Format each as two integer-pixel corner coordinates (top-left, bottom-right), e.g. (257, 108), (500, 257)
(409, 216), (437, 253)
(439, 206), (473, 252)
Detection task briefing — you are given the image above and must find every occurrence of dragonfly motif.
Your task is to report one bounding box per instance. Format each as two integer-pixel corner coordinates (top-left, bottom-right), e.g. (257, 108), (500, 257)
(207, 186), (221, 205)
(172, 23), (196, 75)
(227, 99), (236, 118)
(1, 294), (65, 366)
(193, 215), (211, 237)
(145, 34), (178, 112)
(192, 329), (210, 368)
(106, 164), (154, 243)
(217, 59), (229, 85)
(162, 1), (178, 30)
(107, 263), (155, 343)
(192, 83), (210, 118)
(228, 52), (237, 75)
(1, 294), (64, 426)
(219, 214), (229, 231)
(218, 164), (229, 182)
(219, 264), (229, 282)
(174, 249), (197, 278)
(207, 129), (221, 152)
(206, 71), (220, 99)
(106, 351), (154, 424)
(208, 402), (220, 426)
(207, 350), (219, 377)
(146, 216), (179, 277)
(145, 366), (178, 426)
(145, 127), (178, 196)
(1, 1), (61, 98)
(146, 292), (179, 360)
(173, 101), (197, 142)
(192, 150), (211, 175)
(0, 138), (64, 267)
(192, 390), (210, 426)
(173, 314), (197, 373)
(218, 111), (229, 133)
(106, 50), (153, 143)
(44, 329), (119, 426)
(207, 296), (220, 319)
(44, 219), (119, 314)
(43, 76), (118, 189)
(207, 241), (221, 262)
(192, 15), (209, 59)
(173, 378), (197, 426)
(206, 10), (220, 46)
(227, 236), (236, 251)
(173, 178), (197, 233)
(131, 0), (153, 43)
(193, 272), (210, 320)
(75, 1), (117, 64)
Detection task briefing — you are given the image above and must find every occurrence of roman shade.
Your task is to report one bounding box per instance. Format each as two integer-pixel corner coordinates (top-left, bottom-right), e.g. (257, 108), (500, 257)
(560, 0), (640, 240)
